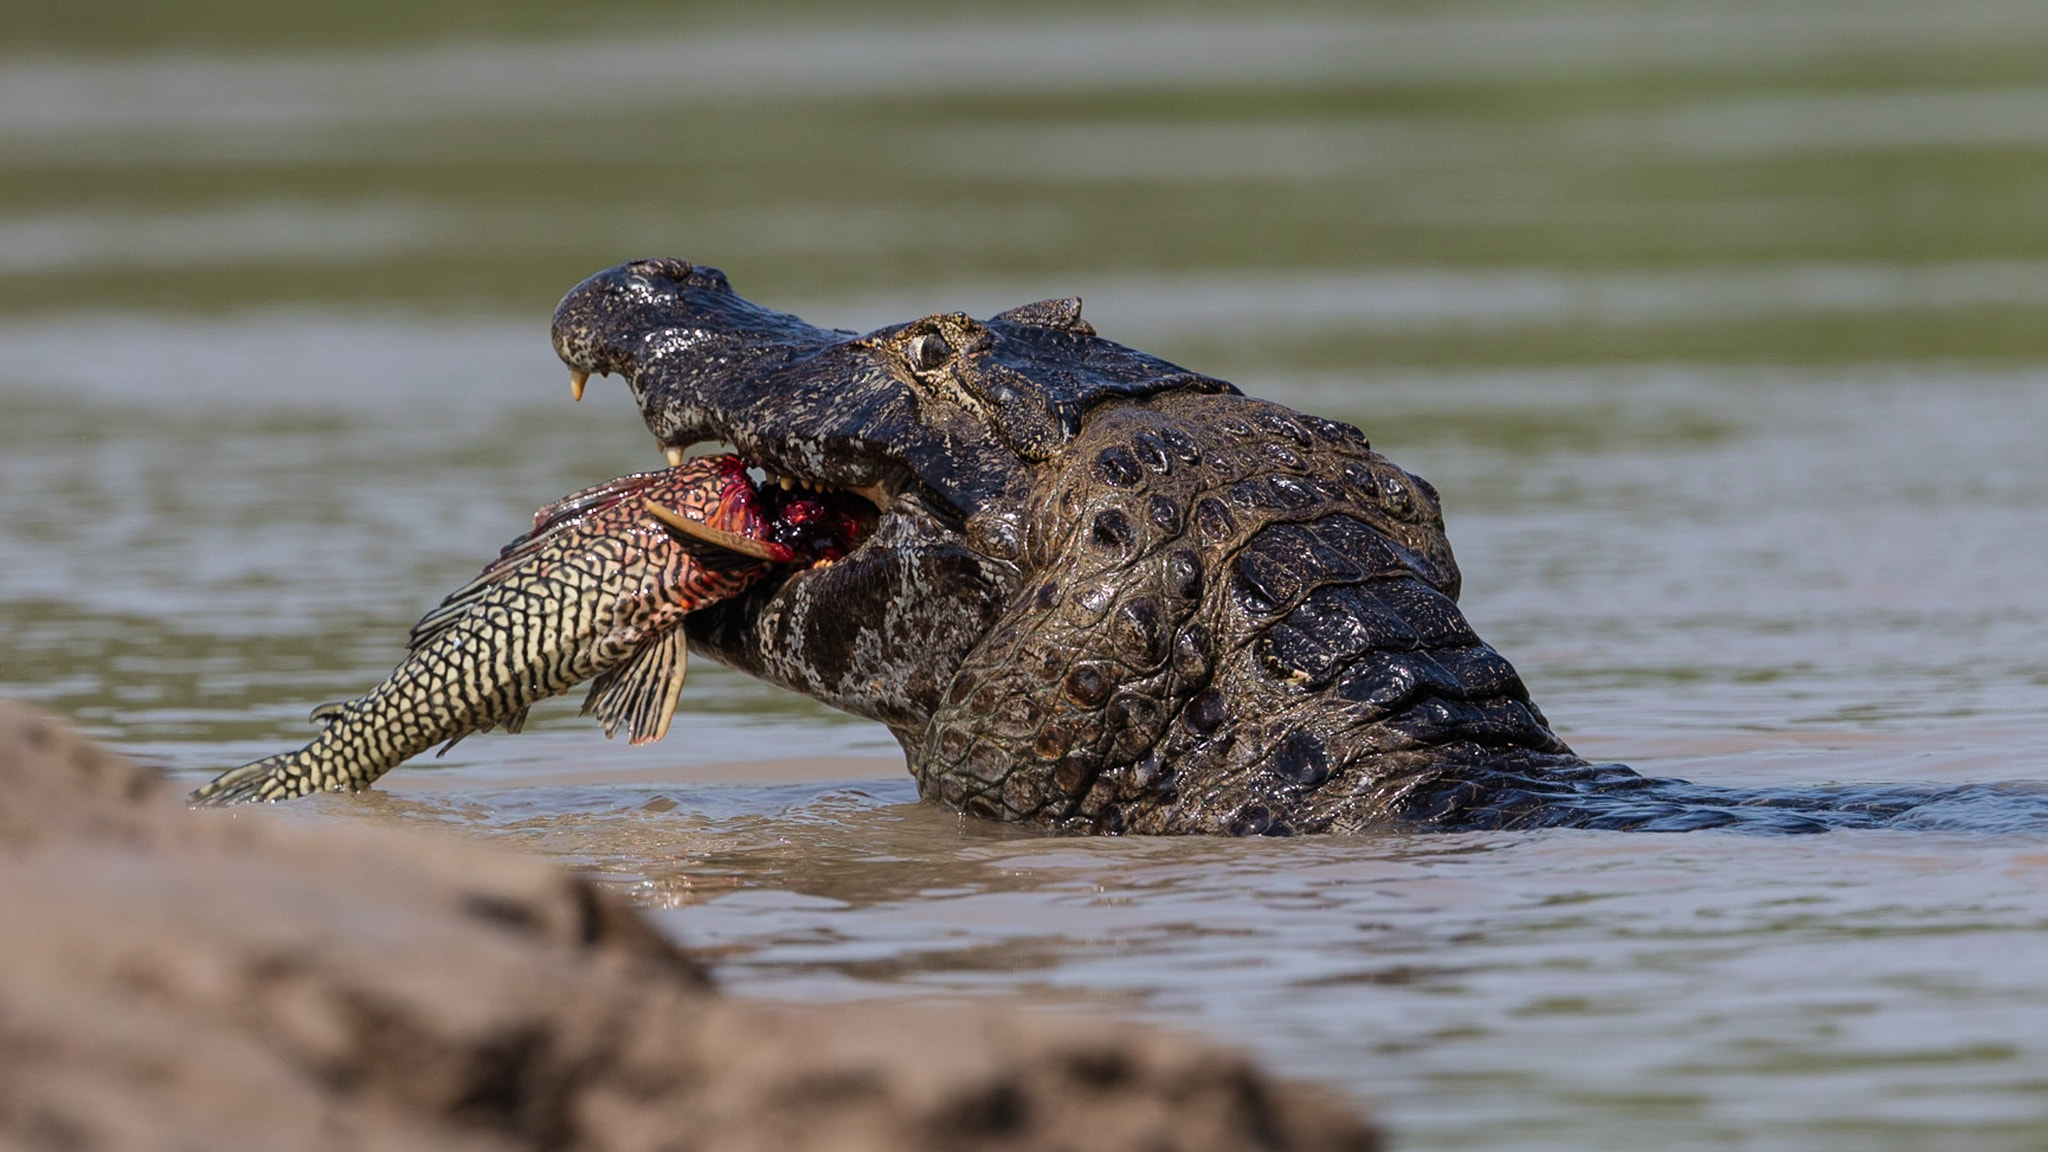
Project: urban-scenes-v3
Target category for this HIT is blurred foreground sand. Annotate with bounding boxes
[0,699,1375,1152]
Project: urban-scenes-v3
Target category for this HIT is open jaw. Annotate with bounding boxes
[635,449,892,723]
[586,405,988,745]
[644,452,879,569]
[544,256,1144,743]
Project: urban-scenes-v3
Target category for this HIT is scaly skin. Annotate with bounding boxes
[190,458,777,805]
[908,388,1572,834]
[544,258,2048,834]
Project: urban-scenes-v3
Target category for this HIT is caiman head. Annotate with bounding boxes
[553,258,1581,835]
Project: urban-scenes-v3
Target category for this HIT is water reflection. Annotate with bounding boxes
[336,775,2048,1148]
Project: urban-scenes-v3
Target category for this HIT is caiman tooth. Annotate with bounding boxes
[570,369,590,402]
[642,499,788,561]
[664,445,685,468]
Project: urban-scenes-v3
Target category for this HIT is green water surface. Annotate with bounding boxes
[5,3,2048,1148]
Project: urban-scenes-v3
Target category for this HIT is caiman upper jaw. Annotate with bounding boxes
[552,257,926,505]
[551,257,834,380]
[552,257,1238,523]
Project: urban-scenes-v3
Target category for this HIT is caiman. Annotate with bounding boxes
[198,258,2046,833]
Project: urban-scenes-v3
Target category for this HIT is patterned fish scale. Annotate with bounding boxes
[190,456,775,805]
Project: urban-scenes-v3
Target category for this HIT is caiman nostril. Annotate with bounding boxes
[624,257,695,281]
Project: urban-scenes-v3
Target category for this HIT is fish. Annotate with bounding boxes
[189,454,860,806]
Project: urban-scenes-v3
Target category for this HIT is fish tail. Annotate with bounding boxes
[188,734,383,807]
[189,751,313,807]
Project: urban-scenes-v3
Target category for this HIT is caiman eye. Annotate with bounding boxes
[906,333,952,371]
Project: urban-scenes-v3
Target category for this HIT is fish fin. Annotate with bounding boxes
[308,700,348,727]
[431,704,526,758]
[403,478,663,654]
[406,469,691,654]
[404,541,550,650]
[405,579,494,653]
[461,471,666,592]
[190,753,303,806]
[581,628,689,745]
[526,471,666,534]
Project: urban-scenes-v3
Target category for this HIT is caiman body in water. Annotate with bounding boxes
[535,259,2048,834]
[205,258,2046,833]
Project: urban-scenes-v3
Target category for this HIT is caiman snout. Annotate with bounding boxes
[550,257,842,403]
[550,257,701,381]
[552,260,697,400]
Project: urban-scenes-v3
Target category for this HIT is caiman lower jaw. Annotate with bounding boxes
[650,440,886,571]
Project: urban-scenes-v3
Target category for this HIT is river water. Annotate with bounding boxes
[5,4,2048,1148]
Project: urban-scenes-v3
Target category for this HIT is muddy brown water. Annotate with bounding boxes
[5,4,2048,1148]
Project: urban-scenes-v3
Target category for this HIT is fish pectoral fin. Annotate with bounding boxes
[409,474,666,656]
[581,627,689,745]
[406,582,493,653]
[433,705,527,757]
